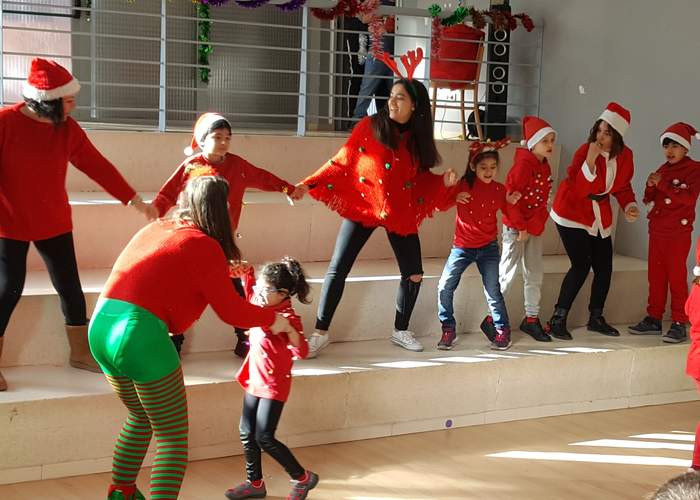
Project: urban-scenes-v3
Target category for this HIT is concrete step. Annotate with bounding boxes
[4,255,648,368]
[0,332,694,485]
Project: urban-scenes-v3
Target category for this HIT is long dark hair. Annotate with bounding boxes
[24,97,64,126]
[463,150,500,188]
[178,176,240,262]
[371,78,441,171]
[260,257,311,304]
[588,119,625,159]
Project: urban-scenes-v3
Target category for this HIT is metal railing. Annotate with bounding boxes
[0,0,543,139]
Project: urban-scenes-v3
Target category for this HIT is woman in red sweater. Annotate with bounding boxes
[295,48,456,356]
[89,175,292,500]
[0,58,153,391]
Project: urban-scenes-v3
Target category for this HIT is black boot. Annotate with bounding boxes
[234,329,250,358]
[546,307,573,340]
[587,309,620,337]
[519,317,552,342]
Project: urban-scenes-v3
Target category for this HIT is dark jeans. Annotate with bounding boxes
[352,34,395,120]
[0,233,86,336]
[240,393,305,482]
[555,224,613,312]
[315,218,423,331]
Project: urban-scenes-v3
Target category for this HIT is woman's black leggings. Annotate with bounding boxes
[0,232,87,336]
[315,218,423,331]
[239,393,305,482]
[555,224,613,312]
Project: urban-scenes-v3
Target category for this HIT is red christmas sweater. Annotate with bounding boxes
[102,219,275,334]
[643,156,700,236]
[301,117,445,236]
[686,283,700,380]
[0,103,136,241]
[152,153,295,230]
[551,143,636,238]
[437,178,513,249]
[502,147,552,236]
[236,298,308,402]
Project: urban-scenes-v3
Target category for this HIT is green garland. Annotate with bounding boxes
[196,3,213,83]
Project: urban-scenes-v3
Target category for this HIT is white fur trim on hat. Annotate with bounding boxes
[599,109,629,137]
[694,265,700,277]
[660,132,691,150]
[22,78,80,101]
[527,126,556,151]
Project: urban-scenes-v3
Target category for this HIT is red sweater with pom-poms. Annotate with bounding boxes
[301,117,445,236]
[502,147,552,236]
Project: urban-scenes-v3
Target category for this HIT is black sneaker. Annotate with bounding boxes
[546,309,573,341]
[628,316,662,335]
[491,327,512,351]
[519,317,552,342]
[662,322,688,344]
[587,315,620,337]
[480,315,497,343]
[437,325,458,350]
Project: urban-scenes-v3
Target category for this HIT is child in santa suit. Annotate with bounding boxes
[499,116,556,342]
[684,239,700,472]
[152,113,304,358]
[0,58,153,391]
[547,102,639,339]
[629,123,700,343]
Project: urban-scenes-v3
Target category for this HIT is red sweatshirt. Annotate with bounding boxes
[686,283,700,380]
[438,178,511,249]
[236,298,308,402]
[152,153,295,230]
[643,156,700,236]
[0,103,136,241]
[102,219,275,334]
[502,148,552,236]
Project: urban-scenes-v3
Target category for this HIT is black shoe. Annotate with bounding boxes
[519,317,552,342]
[546,308,573,340]
[170,333,185,357]
[587,313,620,337]
[234,330,250,358]
[480,315,497,343]
[628,316,662,335]
[662,322,688,344]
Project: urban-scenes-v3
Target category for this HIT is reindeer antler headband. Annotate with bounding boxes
[375,47,424,80]
[469,137,512,163]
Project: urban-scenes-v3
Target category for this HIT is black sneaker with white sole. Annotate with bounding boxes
[628,316,662,335]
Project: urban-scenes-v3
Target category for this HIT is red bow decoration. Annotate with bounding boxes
[375,47,424,80]
[468,137,511,162]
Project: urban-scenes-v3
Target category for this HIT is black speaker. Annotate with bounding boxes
[484,2,511,140]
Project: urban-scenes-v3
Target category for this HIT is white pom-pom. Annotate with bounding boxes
[520,139,527,146]
[695,132,700,140]
[184,146,194,156]
[694,265,700,277]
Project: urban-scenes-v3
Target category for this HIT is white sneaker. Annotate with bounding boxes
[307,332,330,359]
[391,330,424,352]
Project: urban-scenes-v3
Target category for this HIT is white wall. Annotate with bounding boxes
[511,0,700,265]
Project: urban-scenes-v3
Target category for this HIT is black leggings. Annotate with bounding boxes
[555,224,613,312]
[315,218,424,331]
[240,393,305,482]
[0,233,86,336]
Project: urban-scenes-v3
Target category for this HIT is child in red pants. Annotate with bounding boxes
[629,123,700,343]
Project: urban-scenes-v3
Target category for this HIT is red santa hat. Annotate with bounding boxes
[22,58,81,101]
[660,122,700,151]
[599,102,631,137]
[184,112,230,156]
[520,116,556,150]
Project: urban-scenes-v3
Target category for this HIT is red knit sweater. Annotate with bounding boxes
[152,153,295,230]
[0,103,136,241]
[502,148,552,236]
[643,156,700,236]
[236,298,307,402]
[302,117,445,235]
[102,219,275,334]
[438,178,512,249]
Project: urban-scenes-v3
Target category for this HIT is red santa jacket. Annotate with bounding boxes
[643,156,700,236]
[301,116,445,236]
[502,147,552,236]
[551,143,636,238]
[152,153,295,231]
[437,178,513,249]
[686,283,700,380]
[236,298,308,402]
[0,103,136,241]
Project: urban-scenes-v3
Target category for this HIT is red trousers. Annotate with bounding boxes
[647,232,691,323]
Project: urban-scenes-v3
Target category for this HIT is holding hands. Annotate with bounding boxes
[129,195,159,220]
[624,204,639,223]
